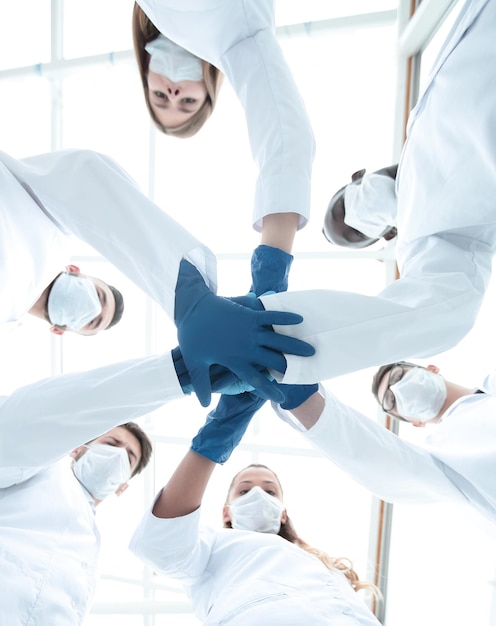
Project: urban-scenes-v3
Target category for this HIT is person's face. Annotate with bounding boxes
[91,426,142,476]
[376,363,442,426]
[71,426,142,498]
[50,265,116,336]
[147,70,207,129]
[222,466,287,525]
[322,187,380,249]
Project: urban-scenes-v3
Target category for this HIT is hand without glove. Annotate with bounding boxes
[250,244,293,296]
[174,260,315,407]
[191,392,267,464]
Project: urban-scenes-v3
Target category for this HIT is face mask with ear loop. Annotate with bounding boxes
[390,367,447,422]
[145,34,204,83]
[73,444,131,501]
[344,173,397,238]
[229,486,285,534]
[47,272,101,330]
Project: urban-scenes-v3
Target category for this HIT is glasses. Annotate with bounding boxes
[381,364,406,413]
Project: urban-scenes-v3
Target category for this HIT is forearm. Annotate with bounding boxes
[1,149,217,318]
[152,450,216,518]
[276,387,467,505]
[261,213,300,254]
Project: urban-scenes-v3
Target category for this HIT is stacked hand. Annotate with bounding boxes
[174,260,314,407]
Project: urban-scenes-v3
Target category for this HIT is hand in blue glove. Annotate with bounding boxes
[172,346,256,395]
[250,244,293,296]
[174,260,315,407]
[191,392,266,464]
[277,383,319,410]
[252,380,319,410]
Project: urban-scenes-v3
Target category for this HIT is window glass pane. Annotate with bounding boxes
[0,0,50,70]
[63,0,135,59]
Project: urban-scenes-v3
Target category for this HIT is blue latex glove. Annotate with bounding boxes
[172,346,256,395]
[191,392,266,464]
[250,244,293,296]
[278,383,319,410]
[174,260,315,407]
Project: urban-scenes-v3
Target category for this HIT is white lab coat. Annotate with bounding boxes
[130,505,380,625]
[0,149,217,321]
[0,354,180,625]
[274,374,496,533]
[0,461,99,626]
[136,0,315,231]
[0,353,183,475]
[260,0,496,384]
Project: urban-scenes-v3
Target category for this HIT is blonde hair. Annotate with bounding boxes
[132,2,224,138]
[225,464,380,597]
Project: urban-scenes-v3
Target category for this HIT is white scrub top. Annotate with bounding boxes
[0,385,118,626]
[130,506,380,625]
[136,0,315,231]
[0,461,99,626]
[0,149,217,321]
[0,161,70,329]
[274,377,496,532]
[260,0,496,383]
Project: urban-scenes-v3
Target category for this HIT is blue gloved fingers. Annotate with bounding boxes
[237,368,285,404]
[250,245,294,296]
[228,293,264,310]
[256,315,315,358]
[188,366,215,408]
[279,383,319,410]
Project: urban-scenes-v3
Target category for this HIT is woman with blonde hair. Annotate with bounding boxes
[132,0,315,296]
[130,393,380,625]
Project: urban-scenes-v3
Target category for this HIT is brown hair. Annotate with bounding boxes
[224,464,379,596]
[132,2,223,138]
[87,422,153,478]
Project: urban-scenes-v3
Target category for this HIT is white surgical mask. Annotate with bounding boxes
[145,34,203,83]
[344,174,397,238]
[47,272,101,330]
[390,368,447,422]
[229,486,285,534]
[73,444,131,501]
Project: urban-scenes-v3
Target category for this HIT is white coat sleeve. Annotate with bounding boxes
[0,149,217,318]
[220,27,315,231]
[0,352,183,482]
[130,504,215,580]
[260,233,491,383]
[273,387,468,505]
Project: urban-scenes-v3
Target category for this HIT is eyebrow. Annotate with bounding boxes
[239,479,277,486]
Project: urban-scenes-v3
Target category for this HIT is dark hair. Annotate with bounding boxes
[132,2,223,138]
[106,284,124,330]
[371,361,416,422]
[120,422,153,478]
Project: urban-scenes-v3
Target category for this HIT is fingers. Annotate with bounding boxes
[261,310,304,326]
[189,367,213,407]
[261,328,316,357]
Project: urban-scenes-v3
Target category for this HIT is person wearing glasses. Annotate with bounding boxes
[270,362,496,533]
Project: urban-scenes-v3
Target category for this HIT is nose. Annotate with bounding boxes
[166,83,181,101]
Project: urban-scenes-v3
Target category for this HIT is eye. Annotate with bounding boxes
[239,489,249,496]
[265,490,276,496]
[153,90,168,100]
[181,97,196,105]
